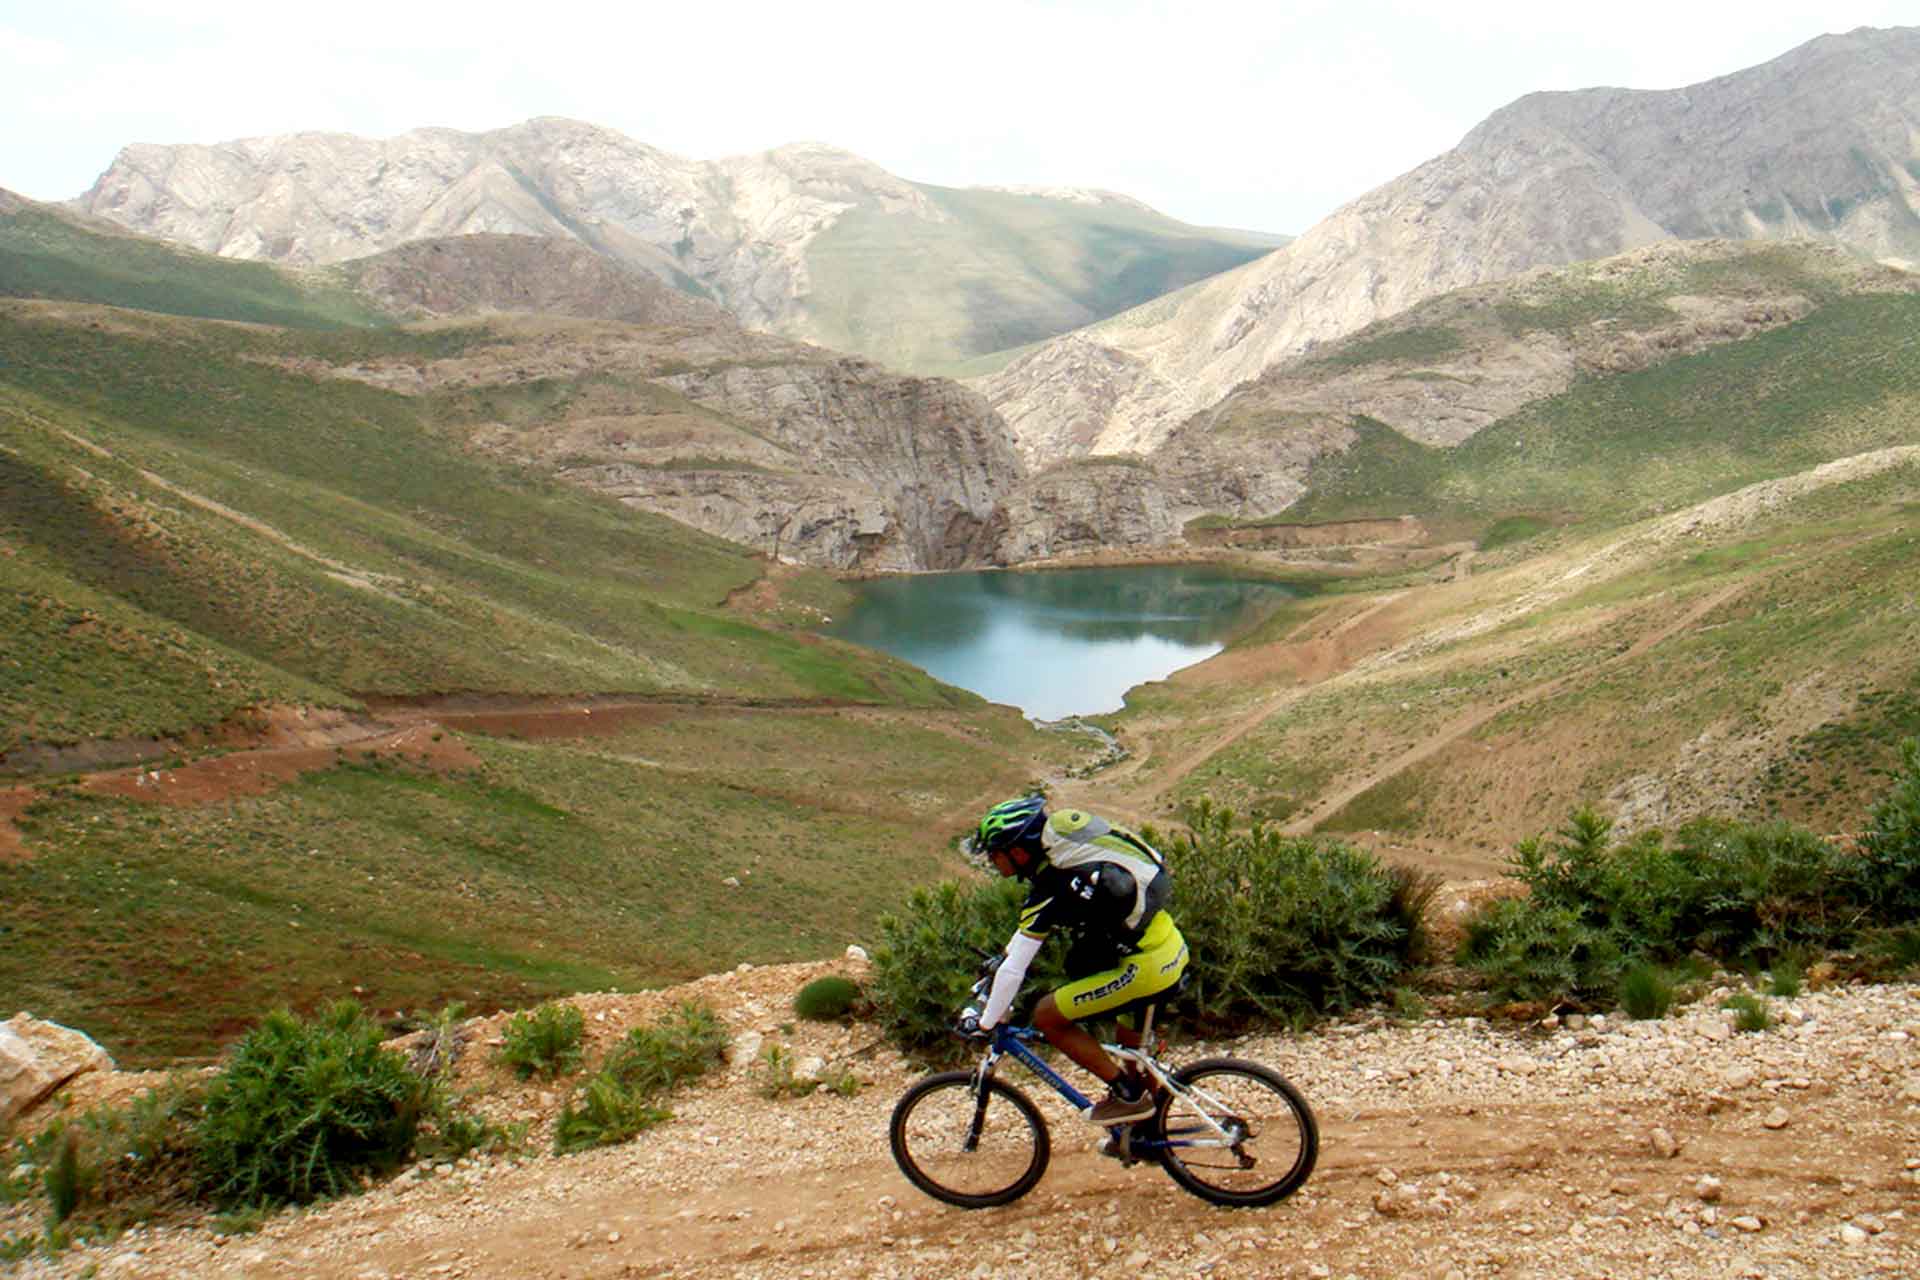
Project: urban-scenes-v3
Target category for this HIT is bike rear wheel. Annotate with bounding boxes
[1153,1057,1317,1206]
[889,1071,1051,1208]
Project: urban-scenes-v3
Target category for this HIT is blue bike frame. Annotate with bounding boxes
[974,1023,1234,1156]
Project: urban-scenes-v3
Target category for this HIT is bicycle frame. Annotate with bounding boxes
[970,1024,1246,1154]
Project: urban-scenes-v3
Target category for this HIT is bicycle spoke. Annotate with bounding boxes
[889,1073,1050,1208]
[1153,1059,1317,1206]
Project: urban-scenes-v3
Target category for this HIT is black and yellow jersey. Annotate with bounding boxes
[1016,809,1170,949]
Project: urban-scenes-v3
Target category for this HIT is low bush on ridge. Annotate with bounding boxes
[496,1002,586,1080]
[867,800,1416,1055]
[553,1000,729,1154]
[196,1001,434,1207]
[1458,738,1920,1003]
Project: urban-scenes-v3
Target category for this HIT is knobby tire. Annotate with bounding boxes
[1153,1057,1318,1206]
[889,1071,1051,1209]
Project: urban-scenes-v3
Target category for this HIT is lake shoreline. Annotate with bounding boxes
[830,541,1457,583]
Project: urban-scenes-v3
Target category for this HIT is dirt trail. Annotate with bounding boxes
[16,967,1915,1280]
[1278,580,1752,836]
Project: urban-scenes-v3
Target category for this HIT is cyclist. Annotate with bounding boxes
[959,795,1189,1125]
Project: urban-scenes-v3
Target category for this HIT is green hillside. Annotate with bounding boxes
[1167,456,1920,845]
[805,185,1283,375]
[0,305,975,752]
[0,197,384,329]
[0,298,1070,1061]
[1282,274,1920,537]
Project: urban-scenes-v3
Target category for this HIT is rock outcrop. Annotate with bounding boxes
[1,1014,114,1126]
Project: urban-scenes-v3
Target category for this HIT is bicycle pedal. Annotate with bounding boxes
[1097,1125,1149,1165]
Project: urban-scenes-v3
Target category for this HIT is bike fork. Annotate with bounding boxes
[963,1052,1003,1153]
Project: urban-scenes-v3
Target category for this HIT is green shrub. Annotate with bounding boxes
[553,1077,671,1155]
[552,1001,728,1155]
[755,1045,818,1100]
[196,1002,432,1208]
[868,876,1068,1057]
[793,976,862,1021]
[1457,897,1620,1003]
[1162,801,1409,1026]
[1618,962,1676,1021]
[600,1002,729,1096]
[1852,738,1920,922]
[497,1003,586,1081]
[1462,808,1857,1004]
[1722,992,1772,1033]
[1678,821,1847,958]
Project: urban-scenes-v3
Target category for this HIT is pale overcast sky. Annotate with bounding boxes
[3,2,1913,235]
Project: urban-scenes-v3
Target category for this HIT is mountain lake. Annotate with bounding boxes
[821,564,1308,720]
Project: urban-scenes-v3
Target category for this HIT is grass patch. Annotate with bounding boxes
[1313,323,1464,369]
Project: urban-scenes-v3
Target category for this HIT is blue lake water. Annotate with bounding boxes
[821,565,1304,720]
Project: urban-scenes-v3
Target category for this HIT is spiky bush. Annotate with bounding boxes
[1160,801,1409,1026]
[1618,962,1677,1021]
[1458,897,1619,1003]
[600,1002,729,1097]
[553,1002,728,1154]
[195,1002,431,1207]
[553,1077,671,1155]
[497,1002,585,1081]
[1852,738,1920,922]
[867,876,1070,1057]
[1458,795,1891,1005]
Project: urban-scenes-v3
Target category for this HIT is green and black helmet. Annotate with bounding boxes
[968,795,1048,862]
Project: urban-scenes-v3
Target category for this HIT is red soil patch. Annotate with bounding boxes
[0,720,484,861]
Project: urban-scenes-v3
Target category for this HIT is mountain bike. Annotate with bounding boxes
[888,968,1317,1208]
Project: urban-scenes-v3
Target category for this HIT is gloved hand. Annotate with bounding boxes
[955,1011,990,1041]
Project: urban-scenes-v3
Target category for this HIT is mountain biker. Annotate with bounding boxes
[959,795,1189,1125]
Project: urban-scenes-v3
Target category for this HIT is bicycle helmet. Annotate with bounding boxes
[968,795,1048,862]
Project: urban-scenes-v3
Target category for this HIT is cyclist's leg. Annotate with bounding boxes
[1038,915,1188,1085]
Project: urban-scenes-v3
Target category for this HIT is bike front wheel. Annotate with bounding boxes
[1153,1057,1318,1207]
[889,1071,1051,1208]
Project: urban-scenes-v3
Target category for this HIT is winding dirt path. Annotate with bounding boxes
[1279,580,1751,836]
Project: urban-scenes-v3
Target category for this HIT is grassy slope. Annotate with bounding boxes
[0,202,384,329]
[2,705,1049,1063]
[0,295,1072,1062]
[1284,290,1920,535]
[804,186,1280,375]
[1161,461,1920,847]
[0,305,976,749]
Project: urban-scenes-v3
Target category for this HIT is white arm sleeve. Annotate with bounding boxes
[979,932,1044,1029]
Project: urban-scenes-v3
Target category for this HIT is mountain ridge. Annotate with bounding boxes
[980,24,1920,465]
[69,118,1283,376]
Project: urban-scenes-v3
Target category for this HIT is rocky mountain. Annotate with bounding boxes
[297,236,1020,572]
[981,25,1920,467]
[69,120,1282,375]
[330,233,734,329]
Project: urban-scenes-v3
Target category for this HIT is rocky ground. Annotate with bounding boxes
[5,954,1916,1280]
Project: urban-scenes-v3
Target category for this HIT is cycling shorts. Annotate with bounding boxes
[1051,910,1187,1028]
